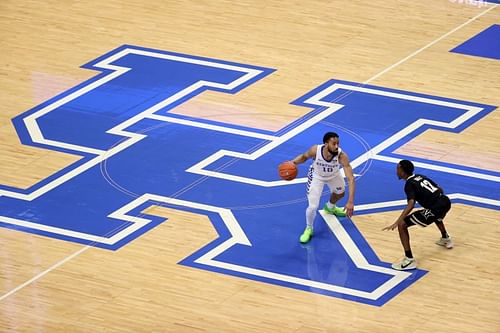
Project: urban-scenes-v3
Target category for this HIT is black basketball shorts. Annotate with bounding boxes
[404,195,451,227]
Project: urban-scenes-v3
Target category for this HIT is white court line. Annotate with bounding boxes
[195,210,411,300]
[2,3,497,301]
[185,82,490,184]
[365,3,498,84]
[373,155,500,182]
[2,48,263,201]
[0,246,90,301]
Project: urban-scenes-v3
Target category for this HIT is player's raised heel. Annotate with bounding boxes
[436,237,454,249]
[299,226,313,244]
[323,204,346,217]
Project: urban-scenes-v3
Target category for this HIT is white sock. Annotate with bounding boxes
[326,201,335,209]
[306,206,316,228]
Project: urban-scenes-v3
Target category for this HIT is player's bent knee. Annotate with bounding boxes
[403,216,415,228]
[333,191,345,198]
[307,205,319,212]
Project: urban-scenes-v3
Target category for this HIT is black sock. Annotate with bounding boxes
[441,231,449,238]
[405,250,413,259]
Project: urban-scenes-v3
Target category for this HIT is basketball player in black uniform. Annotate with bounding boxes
[383,160,453,270]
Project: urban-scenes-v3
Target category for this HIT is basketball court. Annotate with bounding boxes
[1,1,499,332]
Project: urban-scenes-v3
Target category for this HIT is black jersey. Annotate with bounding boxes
[404,174,443,209]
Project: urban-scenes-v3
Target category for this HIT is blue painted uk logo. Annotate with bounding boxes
[2,45,499,306]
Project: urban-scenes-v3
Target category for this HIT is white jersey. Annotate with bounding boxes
[309,145,342,180]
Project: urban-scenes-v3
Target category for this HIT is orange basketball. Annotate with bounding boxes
[278,161,298,181]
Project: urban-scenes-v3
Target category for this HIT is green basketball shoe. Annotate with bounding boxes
[323,203,346,217]
[299,226,313,244]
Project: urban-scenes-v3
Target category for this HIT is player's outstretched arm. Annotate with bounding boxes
[383,199,415,231]
[340,151,355,217]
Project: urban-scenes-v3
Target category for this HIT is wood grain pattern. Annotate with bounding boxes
[1,1,499,332]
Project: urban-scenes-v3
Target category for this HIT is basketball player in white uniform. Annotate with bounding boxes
[291,132,355,243]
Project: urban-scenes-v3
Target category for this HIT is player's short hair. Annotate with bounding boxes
[399,160,414,175]
[323,132,339,143]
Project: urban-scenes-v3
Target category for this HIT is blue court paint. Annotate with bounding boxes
[2,45,499,306]
[450,24,500,60]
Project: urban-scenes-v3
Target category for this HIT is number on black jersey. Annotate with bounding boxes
[420,179,438,193]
